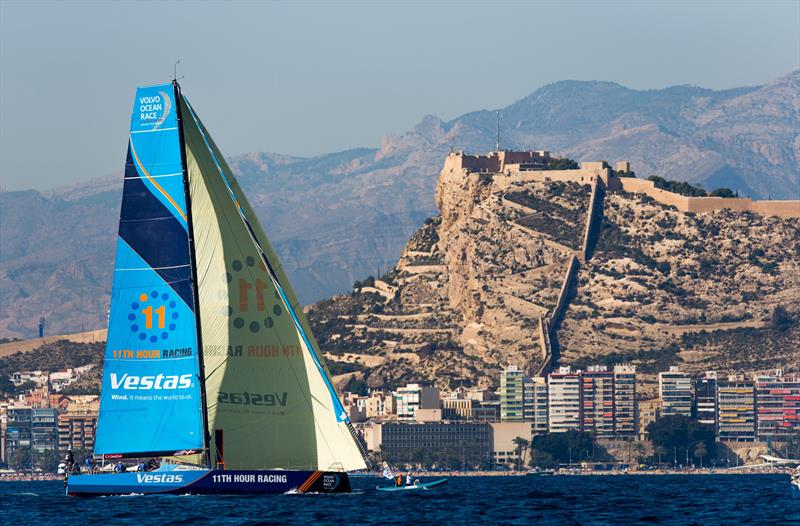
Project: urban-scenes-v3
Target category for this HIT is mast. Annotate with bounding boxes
[173,80,213,468]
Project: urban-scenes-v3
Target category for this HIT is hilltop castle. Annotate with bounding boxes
[444,150,800,218]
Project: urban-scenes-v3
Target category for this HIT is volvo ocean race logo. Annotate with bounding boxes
[138,90,171,129]
[110,373,193,390]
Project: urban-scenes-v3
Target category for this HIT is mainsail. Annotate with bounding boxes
[96,81,366,471]
[95,84,206,457]
[180,91,366,472]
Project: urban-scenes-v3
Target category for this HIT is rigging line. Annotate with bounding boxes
[130,126,178,134]
[182,115,347,464]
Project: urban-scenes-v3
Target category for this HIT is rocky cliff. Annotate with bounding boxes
[308,156,800,390]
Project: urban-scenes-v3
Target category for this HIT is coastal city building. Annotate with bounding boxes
[613,365,637,438]
[396,384,440,421]
[500,365,526,422]
[3,358,797,472]
[580,366,615,438]
[442,393,475,420]
[548,367,581,433]
[4,406,33,463]
[694,372,718,426]
[659,367,693,417]
[490,422,532,467]
[754,370,800,438]
[526,376,549,435]
[379,421,492,463]
[57,402,98,453]
[717,376,756,442]
[499,366,547,433]
[31,408,58,452]
[638,399,660,440]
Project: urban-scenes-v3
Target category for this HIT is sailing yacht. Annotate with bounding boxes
[66,81,367,496]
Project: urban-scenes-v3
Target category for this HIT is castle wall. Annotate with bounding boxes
[742,200,799,218]
[582,177,604,262]
[493,164,610,191]
[443,151,550,174]
[619,178,800,218]
[445,152,800,219]
[619,178,691,209]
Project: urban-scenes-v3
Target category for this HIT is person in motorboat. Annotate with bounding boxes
[395,474,404,487]
[405,474,414,486]
[64,449,74,473]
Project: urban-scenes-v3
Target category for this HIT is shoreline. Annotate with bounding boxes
[362,468,789,477]
[1,468,788,482]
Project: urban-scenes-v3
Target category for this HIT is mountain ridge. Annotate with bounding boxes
[2,71,798,337]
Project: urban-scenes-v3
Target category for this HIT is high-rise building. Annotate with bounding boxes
[4,406,32,463]
[580,366,615,438]
[694,372,718,426]
[58,410,98,453]
[613,364,637,438]
[31,408,58,452]
[396,384,439,421]
[659,367,692,417]
[499,366,547,432]
[717,377,756,442]
[500,365,526,422]
[754,370,800,438]
[548,367,581,432]
[525,376,549,436]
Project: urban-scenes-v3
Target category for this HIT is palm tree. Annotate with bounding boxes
[512,437,530,471]
[632,442,646,465]
[653,445,667,468]
[694,442,707,469]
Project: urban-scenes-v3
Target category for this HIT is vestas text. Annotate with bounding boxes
[110,373,193,390]
[136,473,184,484]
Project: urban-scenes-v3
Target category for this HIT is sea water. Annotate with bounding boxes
[0,474,797,525]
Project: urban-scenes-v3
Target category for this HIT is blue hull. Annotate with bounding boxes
[67,469,351,496]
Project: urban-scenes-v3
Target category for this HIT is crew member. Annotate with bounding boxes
[65,449,75,472]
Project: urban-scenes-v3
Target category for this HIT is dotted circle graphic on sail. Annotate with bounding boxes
[129,290,178,343]
[226,257,283,332]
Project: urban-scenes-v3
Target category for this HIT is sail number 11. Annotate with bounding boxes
[141,305,166,329]
[238,278,268,312]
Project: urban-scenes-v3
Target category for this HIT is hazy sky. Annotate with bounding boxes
[1,0,798,191]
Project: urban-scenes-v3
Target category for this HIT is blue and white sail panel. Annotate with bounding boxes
[95,84,204,457]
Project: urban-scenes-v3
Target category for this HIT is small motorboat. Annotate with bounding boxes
[376,478,448,492]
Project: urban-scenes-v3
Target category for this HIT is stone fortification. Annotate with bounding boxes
[618,178,800,218]
[446,151,800,218]
[307,150,800,389]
